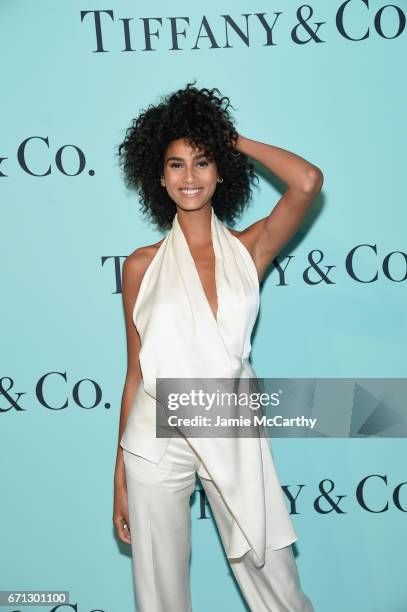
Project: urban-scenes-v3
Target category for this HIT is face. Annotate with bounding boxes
[160,138,220,211]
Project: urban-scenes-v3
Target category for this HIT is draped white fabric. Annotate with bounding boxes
[120,206,297,567]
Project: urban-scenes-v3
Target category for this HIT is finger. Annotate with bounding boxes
[113,515,131,543]
[120,518,132,543]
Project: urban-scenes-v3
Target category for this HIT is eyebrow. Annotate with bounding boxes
[165,152,208,163]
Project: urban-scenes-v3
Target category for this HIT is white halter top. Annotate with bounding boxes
[120,206,297,567]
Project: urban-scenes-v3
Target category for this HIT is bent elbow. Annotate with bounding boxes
[301,167,324,194]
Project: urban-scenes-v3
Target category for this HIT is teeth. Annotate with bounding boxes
[181,188,201,194]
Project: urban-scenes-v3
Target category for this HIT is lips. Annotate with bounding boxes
[179,188,203,197]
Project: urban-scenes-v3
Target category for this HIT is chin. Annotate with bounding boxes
[176,199,210,212]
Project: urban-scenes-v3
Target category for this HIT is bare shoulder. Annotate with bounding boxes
[123,238,165,290]
[225,220,268,285]
[226,226,240,238]
[225,223,261,259]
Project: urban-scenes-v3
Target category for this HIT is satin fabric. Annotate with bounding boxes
[123,435,315,612]
[120,206,298,567]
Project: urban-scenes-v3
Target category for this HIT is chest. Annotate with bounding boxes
[189,243,218,322]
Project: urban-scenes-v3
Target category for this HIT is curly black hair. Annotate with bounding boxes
[116,81,259,231]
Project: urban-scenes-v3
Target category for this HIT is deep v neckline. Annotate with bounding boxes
[174,207,219,325]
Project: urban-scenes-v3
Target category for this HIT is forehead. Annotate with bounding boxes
[164,138,205,159]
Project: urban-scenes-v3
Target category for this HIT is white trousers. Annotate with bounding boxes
[123,435,315,612]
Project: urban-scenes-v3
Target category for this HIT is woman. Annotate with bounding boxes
[114,82,322,611]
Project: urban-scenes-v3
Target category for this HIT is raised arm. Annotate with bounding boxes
[234,134,324,283]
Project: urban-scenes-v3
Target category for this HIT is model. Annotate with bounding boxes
[113,81,322,611]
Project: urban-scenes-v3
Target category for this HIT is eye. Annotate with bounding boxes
[168,160,210,168]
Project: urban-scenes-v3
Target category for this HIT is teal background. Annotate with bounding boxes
[1,1,406,611]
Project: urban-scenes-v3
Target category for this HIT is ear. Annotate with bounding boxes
[160,175,165,187]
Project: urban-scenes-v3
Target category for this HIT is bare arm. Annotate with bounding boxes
[113,248,152,544]
[235,134,324,282]
[114,254,144,489]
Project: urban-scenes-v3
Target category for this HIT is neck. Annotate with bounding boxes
[176,204,213,247]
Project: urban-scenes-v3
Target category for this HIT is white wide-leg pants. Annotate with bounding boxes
[123,435,315,612]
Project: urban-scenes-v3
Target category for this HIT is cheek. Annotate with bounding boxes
[165,174,178,189]
[203,169,219,185]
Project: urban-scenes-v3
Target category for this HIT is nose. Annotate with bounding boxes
[182,165,197,183]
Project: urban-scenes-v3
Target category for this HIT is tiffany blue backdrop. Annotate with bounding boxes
[1,1,406,611]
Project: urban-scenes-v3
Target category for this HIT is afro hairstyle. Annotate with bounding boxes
[116,80,259,231]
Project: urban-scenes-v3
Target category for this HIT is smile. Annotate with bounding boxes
[179,188,203,197]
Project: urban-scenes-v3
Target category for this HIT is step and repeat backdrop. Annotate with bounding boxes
[1,1,406,611]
